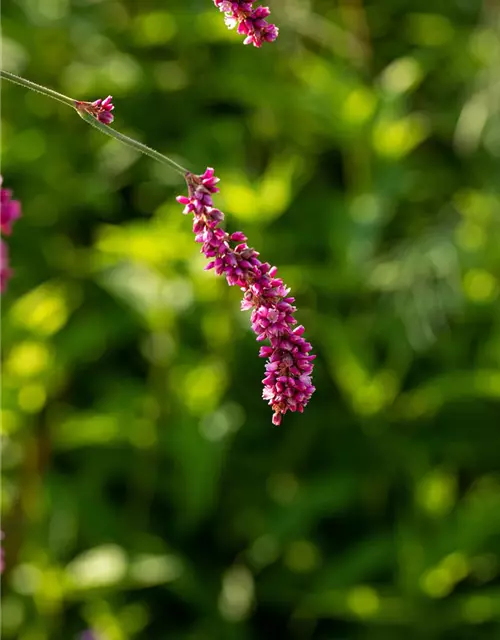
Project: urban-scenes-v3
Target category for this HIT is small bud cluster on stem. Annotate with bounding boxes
[177,168,315,425]
[0,176,22,292]
[213,1,279,47]
[75,95,115,124]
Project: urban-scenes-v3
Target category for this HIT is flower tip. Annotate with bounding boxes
[80,95,115,125]
[214,1,279,47]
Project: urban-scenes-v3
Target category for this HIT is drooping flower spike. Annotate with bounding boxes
[177,168,315,425]
[213,1,279,47]
[1,181,22,235]
[75,95,115,125]
[0,176,22,292]
[0,241,12,293]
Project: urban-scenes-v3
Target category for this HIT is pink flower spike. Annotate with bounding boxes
[213,1,279,47]
[1,179,22,235]
[178,168,315,426]
[0,239,12,293]
[1,176,21,293]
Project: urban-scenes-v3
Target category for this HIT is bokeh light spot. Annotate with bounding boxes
[7,342,51,378]
[18,384,47,413]
[463,269,498,302]
[134,12,177,45]
[462,595,494,623]
[66,545,127,590]
[219,565,254,622]
[285,540,320,573]
[346,586,380,617]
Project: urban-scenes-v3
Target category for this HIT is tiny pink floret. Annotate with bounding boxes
[75,95,115,125]
[177,168,315,425]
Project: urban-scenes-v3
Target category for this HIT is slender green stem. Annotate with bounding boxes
[0,69,76,108]
[77,111,189,177]
[1,69,190,178]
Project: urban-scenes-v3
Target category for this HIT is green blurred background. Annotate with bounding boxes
[2,0,500,638]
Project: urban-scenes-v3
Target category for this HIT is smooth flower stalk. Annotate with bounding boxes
[213,1,279,47]
[1,71,188,177]
[177,168,315,425]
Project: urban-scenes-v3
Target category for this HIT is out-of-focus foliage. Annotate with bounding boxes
[2,0,500,638]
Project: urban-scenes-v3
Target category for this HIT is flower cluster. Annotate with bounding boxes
[0,241,10,292]
[177,168,315,425]
[75,95,114,125]
[1,176,22,292]
[213,1,279,47]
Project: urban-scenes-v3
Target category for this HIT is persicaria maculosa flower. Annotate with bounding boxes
[75,95,114,125]
[0,240,12,293]
[1,181,22,235]
[177,168,315,425]
[213,1,279,47]
[0,176,22,292]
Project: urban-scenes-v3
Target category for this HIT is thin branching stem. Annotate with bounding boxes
[0,69,76,108]
[1,69,189,178]
[76,111,189,177]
